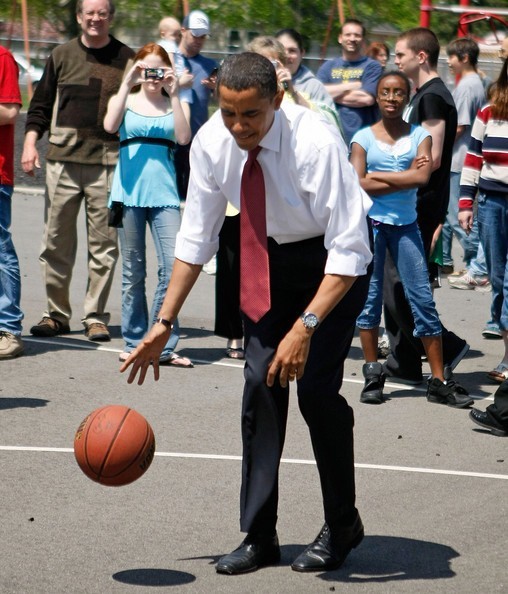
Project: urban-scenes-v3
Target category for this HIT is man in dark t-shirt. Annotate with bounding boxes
[404,77,457,253]
[317,18,382,144]
[382,28,469,384]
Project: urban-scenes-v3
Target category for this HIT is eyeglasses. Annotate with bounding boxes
[82,10,110,20]
[378,89,406,100]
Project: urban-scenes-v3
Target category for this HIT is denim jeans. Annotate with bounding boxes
[118,205,181,357]
[0,185,23,335]
[442,172,487,276]
[477,193,508,331]
[357,221,441,337]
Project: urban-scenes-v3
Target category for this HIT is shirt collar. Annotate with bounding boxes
[257,109,282,154]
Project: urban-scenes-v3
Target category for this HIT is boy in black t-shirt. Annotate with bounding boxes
[403,76,457,254]
[381,28,470,403]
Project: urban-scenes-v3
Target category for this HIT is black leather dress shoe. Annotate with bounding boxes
[291,515,364,572]
[216,534,280,575]
[470,408,508,437]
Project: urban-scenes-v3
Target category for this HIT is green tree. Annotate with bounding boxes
[2,0,506,51]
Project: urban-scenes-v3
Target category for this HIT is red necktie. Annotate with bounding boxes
[240,146,271,322]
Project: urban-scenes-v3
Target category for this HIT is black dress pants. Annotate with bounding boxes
[239,236,369,536]
[488,380,508,427]
[174,143,191,201]
[214,214,243,340]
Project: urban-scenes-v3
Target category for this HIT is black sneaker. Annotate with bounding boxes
[360,362,386,404]
[426,377,473,409]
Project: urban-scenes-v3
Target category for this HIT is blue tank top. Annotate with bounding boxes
[109,108,180,208]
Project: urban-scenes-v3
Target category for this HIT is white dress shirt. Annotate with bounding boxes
[175,103,372,277]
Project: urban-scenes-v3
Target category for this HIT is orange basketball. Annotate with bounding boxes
[74,405,155,487]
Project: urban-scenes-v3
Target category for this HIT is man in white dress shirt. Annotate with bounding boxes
[121,52,372,575]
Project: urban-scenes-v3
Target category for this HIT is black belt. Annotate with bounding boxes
[120,136,176,149]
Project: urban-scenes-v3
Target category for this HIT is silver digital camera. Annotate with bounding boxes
[145,68,164,80]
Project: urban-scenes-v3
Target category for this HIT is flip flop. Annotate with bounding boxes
[161,352,194,368]
[487,363,508,383]
[226,347,245,360]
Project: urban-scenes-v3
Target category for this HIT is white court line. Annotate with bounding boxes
[0,446,506,480]
[23,337,494,398]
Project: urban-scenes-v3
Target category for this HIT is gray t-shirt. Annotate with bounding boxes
[451,72,486,172]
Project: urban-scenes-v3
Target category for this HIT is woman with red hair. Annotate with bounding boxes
[104,42,193,366]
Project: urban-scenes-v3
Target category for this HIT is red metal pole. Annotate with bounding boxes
[420,0,432,28]
[458,0,470,37]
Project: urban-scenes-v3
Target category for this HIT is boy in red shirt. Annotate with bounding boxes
[0,46,23,358]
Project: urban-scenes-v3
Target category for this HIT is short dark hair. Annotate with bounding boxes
[446,38,479,67]
[216,52,278,100]
[275,28,304,53]
[398,27,440,68]
[377,69,411,96]
[339,18,366,37]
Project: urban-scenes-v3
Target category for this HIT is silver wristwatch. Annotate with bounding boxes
[300,312,320,330]
[156,317,173,330]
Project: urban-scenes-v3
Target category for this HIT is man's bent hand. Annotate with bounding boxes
[267,323,312,388]
[120,324,170,385]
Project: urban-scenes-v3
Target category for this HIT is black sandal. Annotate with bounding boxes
[226,347,245,360]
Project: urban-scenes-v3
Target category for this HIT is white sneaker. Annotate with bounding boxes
[0,331,24,359]
[377,338,390,359]
[448,272,491,292]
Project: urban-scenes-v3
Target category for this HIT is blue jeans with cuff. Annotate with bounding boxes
[0,185,23,335]
[119,205,181,358]
[357,220,441,338]
[477,192,508,331]
[442,172,487,276]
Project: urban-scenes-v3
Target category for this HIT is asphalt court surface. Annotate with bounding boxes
[0,187,506,593]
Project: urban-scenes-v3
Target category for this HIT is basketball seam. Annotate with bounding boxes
[104,425,152,480]
[81,406,108,480]
[97,407,131,481]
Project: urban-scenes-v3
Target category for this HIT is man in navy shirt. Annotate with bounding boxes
[317,18,382,143]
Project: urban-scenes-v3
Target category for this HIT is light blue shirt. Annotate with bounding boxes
[351,125,430,225]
